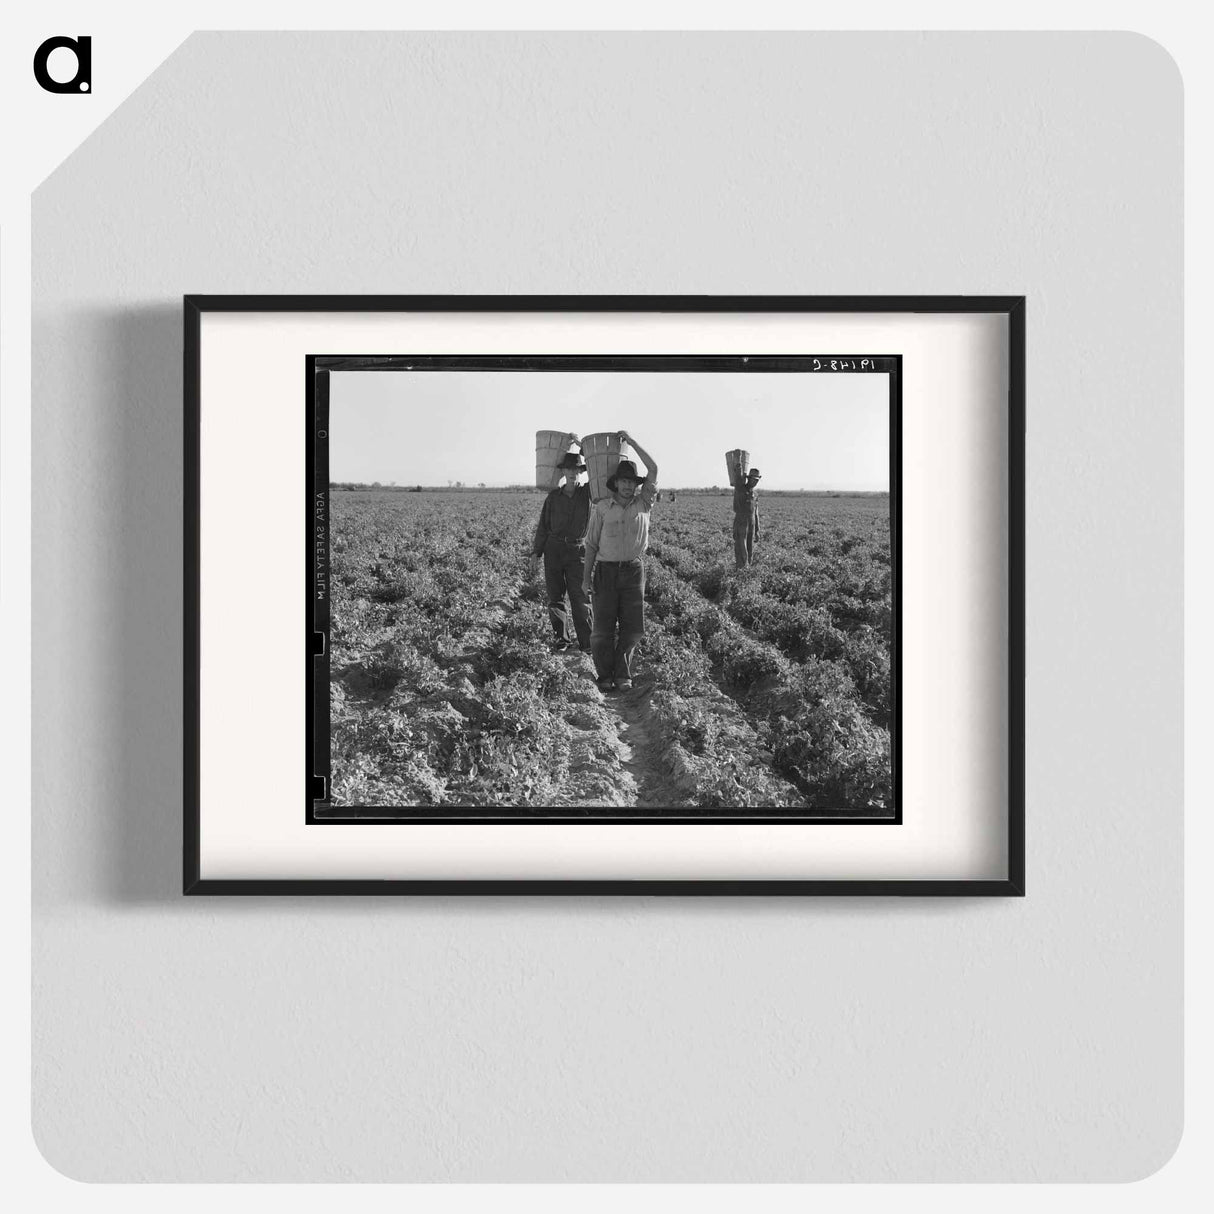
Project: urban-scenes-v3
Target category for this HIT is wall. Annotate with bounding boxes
[31,32,1182,1181]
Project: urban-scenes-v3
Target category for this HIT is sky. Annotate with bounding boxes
[329,369,890,491]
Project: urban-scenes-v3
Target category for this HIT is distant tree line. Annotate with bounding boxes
[330,482,540,493]
[329,482,889,496]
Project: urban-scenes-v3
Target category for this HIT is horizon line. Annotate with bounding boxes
[329,482,890,493]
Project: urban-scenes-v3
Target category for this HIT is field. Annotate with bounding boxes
[323,489,894,816]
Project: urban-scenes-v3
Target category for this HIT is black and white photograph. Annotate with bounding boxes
[311,355,899,822]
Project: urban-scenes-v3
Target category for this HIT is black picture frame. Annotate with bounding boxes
[184,295,1025,896]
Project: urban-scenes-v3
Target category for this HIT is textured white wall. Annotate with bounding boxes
[31,32,1181,1181]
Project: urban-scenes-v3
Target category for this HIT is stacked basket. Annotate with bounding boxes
[581,432,625,502]
[535,431,580,490]
[726,449,751,487]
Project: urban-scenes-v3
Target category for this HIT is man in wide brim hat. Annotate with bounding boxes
[605,458,647,493]
[530,447,593,653]
[582,435,660,693]
[732,466,762,569]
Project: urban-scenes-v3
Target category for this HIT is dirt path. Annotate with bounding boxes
[466,570,685,810]
[609,684,686,809]
[549,654,685,811]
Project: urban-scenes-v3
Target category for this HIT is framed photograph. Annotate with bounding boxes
[185,296,1024,894]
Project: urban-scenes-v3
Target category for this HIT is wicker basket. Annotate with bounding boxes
[725,449,750,488]
[535,430,579,490]
[581,432,625,502]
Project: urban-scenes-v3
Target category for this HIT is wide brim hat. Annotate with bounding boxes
[559,451,587,471]
[745,468,762,480]
[606,458,647,491]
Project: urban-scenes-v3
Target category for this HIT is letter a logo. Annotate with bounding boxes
[34,35,92,94]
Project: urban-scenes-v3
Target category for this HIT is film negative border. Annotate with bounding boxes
[308,353,901,826]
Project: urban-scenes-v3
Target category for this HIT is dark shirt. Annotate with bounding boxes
[532,484,592,555]
[733,484,759,517]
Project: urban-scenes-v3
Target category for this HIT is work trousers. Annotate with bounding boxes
[733,513,757,568]
[589,560,645,682]
[543,541,592,649]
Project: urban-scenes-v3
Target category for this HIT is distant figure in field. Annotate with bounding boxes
[530,450,592,654]
[582,431,659,693]
[732,467,761,568]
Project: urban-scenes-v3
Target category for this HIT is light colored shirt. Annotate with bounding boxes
[584,479,658,565]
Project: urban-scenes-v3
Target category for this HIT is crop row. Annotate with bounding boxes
[330,492,809,810]
[642,558,892,812]
[329,495,592,808]
[328,490,892,813]
[648,541,892,729]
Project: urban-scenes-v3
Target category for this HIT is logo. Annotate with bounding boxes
[33,35,91,94]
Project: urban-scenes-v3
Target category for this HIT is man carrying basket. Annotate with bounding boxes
[530,449,593,653]
[732,467,762,568]
[581,431,659,693]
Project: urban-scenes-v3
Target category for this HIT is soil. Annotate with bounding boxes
[549,651,688,810]
[456,578,690,810]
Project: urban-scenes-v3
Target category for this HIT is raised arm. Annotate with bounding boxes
[619,431,658,484]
